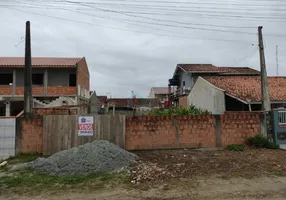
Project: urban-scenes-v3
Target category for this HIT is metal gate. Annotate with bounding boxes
[0,118,16,161]
[272,109,286,144]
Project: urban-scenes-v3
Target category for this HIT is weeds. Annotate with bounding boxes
[149,105,211,116]
[226,144,245,152]
[0,169,130,194]
[247,134,280,149]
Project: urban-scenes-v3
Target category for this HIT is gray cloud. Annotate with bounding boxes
[0,0,285,97]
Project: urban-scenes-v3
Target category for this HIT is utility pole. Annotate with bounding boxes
[276,45,279,76]
[258,26,271,137]
[24,21,33,119]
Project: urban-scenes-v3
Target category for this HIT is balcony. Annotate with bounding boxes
[169,87,191,100]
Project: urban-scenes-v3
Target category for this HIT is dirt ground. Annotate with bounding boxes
[2,148,286,200]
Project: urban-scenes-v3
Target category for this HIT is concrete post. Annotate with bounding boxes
[5,102,10,117]
[44,69,48,95]
[12,70,16,95]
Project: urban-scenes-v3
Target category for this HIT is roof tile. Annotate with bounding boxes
[0,57,83,68]
[203,76,286,102]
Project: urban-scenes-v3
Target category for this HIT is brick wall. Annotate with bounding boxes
[126,112,262,150]
[18,118,43,153]
[179,96,188,109]
[76,57,90,90]
[13,86,76,96]
[47,86,77,96]
[220,112,261,146]
[0,86,12,95]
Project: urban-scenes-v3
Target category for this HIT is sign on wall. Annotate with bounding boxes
[78,116,94,136]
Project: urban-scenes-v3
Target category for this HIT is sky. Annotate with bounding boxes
[0,0,286,98]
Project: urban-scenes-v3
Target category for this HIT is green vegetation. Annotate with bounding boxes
[247,134,280,149]
[6,154,42,165]
[0,169,130,194]
[149,105,211,116]
[226,144,245,152]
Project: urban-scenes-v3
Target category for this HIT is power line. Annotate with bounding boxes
[4,7,256,44]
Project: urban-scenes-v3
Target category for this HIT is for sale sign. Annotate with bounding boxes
[78,116,94,136]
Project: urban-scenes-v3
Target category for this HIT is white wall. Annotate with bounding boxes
[187,77,225,114]
[148,89,155,98]
[180,71,193,89]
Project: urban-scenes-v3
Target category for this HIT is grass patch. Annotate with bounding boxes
[226,144,245,152]
[6,154,43,164]
[0,169,130,194]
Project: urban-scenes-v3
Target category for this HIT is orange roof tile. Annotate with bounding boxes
[177,64,259,74]
[0,57,83,68]
[203,76,286,102]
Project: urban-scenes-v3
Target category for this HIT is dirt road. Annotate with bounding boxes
[2,176,286,200]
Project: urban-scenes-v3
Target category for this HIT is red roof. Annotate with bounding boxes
[177,64,259,74]
[203,76,286,102]
[0,57,83,68]
[151,87,174,95]
[179,64,219,72]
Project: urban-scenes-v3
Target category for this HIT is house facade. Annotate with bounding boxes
[148,87,174,104]
[0,57,90,116]
[188,76,286,114]
[168,64,260,106]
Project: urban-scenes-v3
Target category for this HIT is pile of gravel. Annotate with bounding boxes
[28,140,138,176]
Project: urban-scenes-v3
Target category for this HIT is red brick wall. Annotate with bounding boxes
[19,118,43,153]
[179,96,188,109]
[16,86,44,95]
[126,112,261,150]
[47,86,77,96]
[13,86,76,96]
[126,115,216,150]
[77,57,90,90]
[220,112,261,146]
[0,86,12,95]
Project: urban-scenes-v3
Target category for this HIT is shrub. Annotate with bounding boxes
[226,144,245,152]
[148,105,211,116]
[247,134,280,149]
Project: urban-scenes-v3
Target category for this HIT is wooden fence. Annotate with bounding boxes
[43,115,125,155]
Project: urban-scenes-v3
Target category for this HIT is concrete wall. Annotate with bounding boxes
[187,77,225,114]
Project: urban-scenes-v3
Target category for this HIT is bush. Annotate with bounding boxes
[148,105,211,116]
[247,134,280,149]
[226,144,245,152]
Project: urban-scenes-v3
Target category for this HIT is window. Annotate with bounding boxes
[69,74,76,86]
[183,81,185,86]
[32,74,44,86]
[0,74,13,85]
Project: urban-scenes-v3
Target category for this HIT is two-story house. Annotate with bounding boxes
[148,87,175,103]
[0,57,90,116]
[168,64,260,106]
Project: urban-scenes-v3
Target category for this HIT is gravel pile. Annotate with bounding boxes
[28,140,138,176]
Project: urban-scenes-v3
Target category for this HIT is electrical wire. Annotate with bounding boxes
[3,7,257,44]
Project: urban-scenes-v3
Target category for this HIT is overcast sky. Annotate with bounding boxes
[0,0,285,97]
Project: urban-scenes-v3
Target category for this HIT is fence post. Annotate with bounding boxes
[215,115,221,147]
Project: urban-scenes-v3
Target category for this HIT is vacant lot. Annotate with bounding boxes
[1,148,286,200]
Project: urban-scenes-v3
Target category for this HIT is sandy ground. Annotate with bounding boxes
[2,176,286,200]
